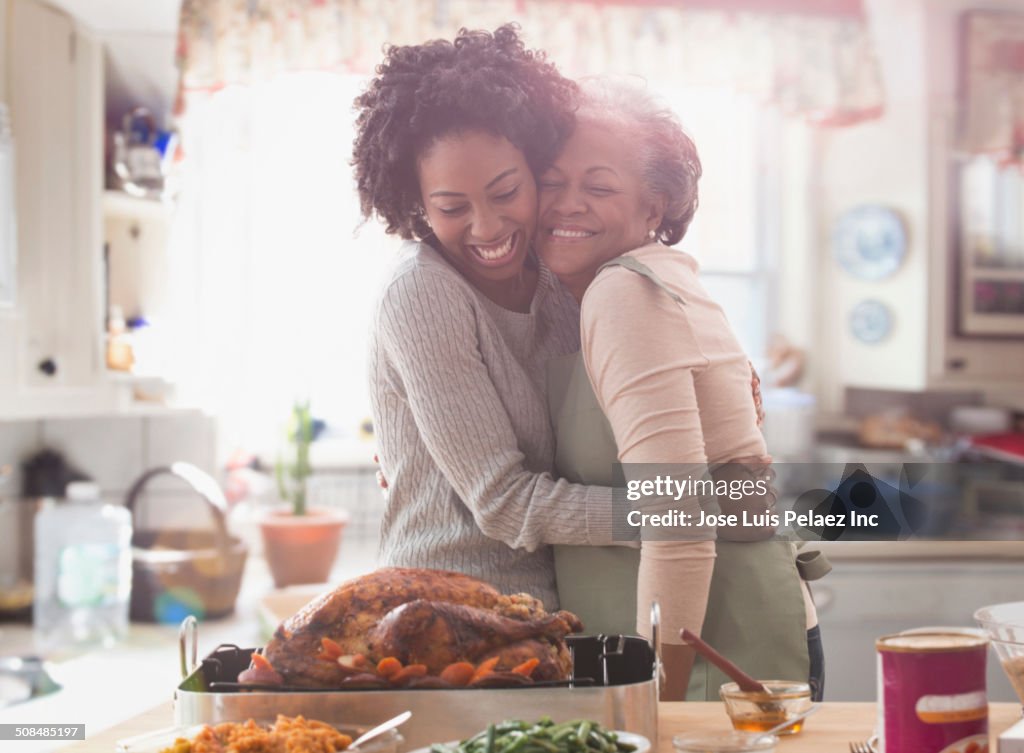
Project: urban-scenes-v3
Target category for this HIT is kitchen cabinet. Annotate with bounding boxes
[103,190,173,356]
[0,0,113,418]
[815,557,1023,701]
[813,0,1024,410]
[925,33,1024,389]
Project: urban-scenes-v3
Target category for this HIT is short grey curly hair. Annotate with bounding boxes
[576,76,702,246]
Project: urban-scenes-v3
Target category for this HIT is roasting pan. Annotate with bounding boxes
[174,610,661,750]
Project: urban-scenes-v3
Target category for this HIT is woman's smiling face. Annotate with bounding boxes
[536,121,662,296]
[417,130,537,290]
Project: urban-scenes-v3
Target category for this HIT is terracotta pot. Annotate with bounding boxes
[259,507,348,588]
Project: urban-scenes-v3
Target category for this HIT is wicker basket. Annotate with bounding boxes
[125,463,247,623]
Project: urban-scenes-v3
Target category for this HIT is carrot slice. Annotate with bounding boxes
[251,652,274,671]
[439,661,475,687]
[390,664,428,684]
[510,658,540,677]
[471,656,500,682]
[376,657,403,679]
[320,637,343,660]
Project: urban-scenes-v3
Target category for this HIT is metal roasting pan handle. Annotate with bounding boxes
[650,601,665,689]
[179,615,198,680]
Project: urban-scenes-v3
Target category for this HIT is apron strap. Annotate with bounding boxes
[795,549,833,581]
[599,255,687,307]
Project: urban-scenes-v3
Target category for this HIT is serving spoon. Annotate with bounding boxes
[680,629,766,692]
[349,710,412,750]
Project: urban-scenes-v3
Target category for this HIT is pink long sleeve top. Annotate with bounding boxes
[580,244,815,643]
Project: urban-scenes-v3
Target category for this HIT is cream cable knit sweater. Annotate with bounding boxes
[369,242,615,609]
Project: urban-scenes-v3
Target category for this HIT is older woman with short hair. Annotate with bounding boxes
[538,77,824,701]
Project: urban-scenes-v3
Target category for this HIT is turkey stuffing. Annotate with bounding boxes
[240,568,584,689]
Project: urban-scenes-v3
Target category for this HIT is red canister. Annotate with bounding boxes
[876,633,989,753]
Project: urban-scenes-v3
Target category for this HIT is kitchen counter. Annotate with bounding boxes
[56,701,1024,753]
[812,540,1024,560]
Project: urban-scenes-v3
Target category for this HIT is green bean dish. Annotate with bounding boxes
[431,718,640,753]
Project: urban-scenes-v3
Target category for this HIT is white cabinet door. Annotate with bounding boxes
[815,560,1024,702]
[1,0,106,416]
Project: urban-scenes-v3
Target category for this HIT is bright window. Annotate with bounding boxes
[171,72,398,457]
[172,74,777,456]
[655,85,780,359]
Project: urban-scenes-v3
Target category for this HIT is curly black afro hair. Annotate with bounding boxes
[352,24,578,240]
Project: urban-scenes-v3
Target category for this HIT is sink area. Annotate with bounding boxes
[0,540,379,751]
[0,558,272,752]
[0,656,61,709]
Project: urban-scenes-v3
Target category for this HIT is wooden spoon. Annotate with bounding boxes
[680,628,767,693]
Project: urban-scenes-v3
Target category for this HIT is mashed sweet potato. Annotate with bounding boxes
[160,715,353,753]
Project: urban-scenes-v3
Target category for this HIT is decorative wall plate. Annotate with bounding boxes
[833,205,906,280]
[850,299,893,344]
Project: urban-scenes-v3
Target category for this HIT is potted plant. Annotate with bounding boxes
[259,400,348,588]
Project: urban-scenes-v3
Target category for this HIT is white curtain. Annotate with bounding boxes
[167,72,397,458]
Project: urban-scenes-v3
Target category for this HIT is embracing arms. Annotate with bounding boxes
[375,268,614,551]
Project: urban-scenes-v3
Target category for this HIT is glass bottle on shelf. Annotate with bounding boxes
[106,304,135,372]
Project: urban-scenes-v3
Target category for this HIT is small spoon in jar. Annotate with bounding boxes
[758,704,821,738]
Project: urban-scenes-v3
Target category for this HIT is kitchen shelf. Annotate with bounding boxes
[102,189,173,221]
[968,267,1024,281]
[102,370,186,416]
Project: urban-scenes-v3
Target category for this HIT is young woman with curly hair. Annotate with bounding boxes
[353,26,624,612]
[537,77,824,701]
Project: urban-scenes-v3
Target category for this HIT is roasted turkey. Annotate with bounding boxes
[244,567,584,688]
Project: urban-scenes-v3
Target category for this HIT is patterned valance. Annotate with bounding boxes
[176,0,885,126]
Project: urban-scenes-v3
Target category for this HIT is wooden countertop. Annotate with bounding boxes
[60,701,1023,752]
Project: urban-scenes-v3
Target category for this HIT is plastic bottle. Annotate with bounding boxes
[33,481,132,652]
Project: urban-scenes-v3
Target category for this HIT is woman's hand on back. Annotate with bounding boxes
[711,455,778,542]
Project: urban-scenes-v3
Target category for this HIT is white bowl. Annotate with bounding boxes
[410,730,650,753]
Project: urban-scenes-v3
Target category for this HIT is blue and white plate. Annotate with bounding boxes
[849,299,893,344]
[833,205,906,280]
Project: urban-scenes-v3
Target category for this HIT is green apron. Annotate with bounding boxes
[546,256,812,701]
